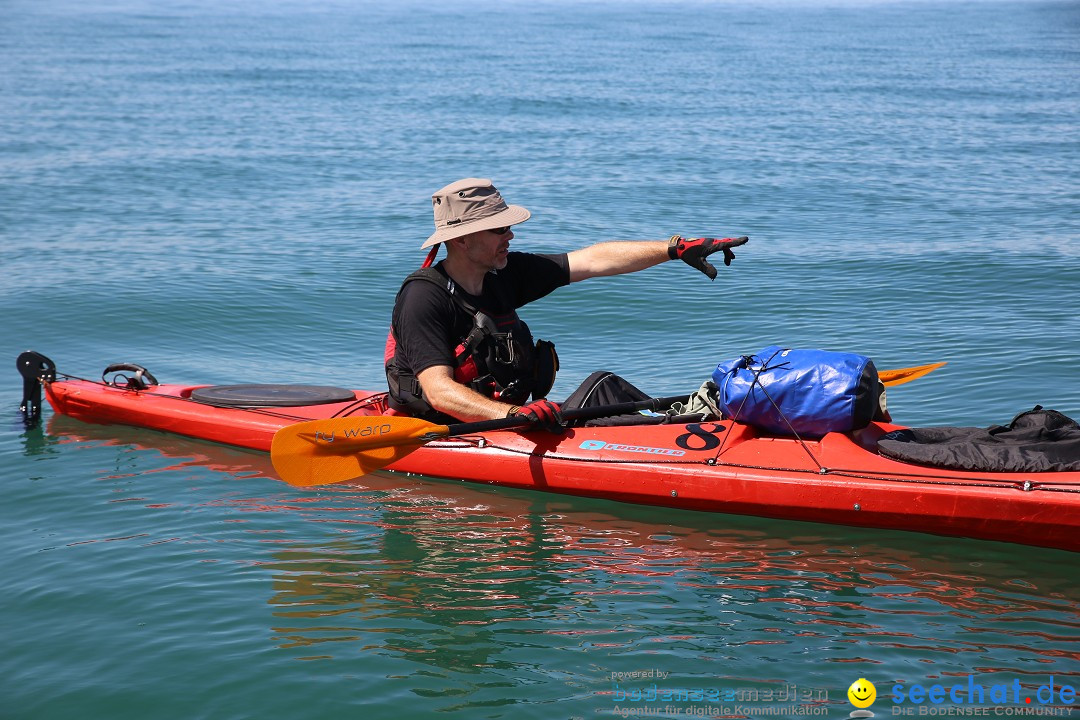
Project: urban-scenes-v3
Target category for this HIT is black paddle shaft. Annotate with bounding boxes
[434,394,690,439]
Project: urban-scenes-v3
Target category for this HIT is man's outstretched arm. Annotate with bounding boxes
[567,236,748,283]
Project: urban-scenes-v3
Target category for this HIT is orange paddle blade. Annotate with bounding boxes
[270,416,449,487]
[880,361,946,387]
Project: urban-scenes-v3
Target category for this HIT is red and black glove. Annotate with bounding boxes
[668,235,749,280]
[509,399,564,432]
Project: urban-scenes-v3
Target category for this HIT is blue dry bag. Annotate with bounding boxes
[712,346,881,437]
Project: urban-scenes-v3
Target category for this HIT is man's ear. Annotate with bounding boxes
[446,234,471,253]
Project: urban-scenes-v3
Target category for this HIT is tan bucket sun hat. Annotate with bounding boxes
[423,178,531,248]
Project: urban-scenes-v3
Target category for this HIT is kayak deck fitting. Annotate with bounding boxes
[19,352,1080,552]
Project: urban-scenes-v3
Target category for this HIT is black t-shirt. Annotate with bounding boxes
[390,251,570,378]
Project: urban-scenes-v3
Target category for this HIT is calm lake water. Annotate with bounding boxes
[2,0,1078,718]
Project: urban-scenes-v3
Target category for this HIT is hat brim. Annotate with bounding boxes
[422,204,531,249]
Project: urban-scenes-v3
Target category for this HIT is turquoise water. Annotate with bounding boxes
[2,0,1078,718]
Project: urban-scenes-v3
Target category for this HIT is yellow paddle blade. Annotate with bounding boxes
[880,361,946,387]
[270,416,449,487]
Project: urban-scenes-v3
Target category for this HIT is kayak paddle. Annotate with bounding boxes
[271,394,688,487]
[879,361,946,387]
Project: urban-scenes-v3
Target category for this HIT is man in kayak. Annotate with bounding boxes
[385,178,748,426]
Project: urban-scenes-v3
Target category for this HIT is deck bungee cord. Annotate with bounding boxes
[711,347,829,474]
[432,432,1078,492]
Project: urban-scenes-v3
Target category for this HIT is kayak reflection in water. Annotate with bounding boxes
[384,177,748,427]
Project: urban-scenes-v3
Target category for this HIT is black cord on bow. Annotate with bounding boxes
[717,348,827,473]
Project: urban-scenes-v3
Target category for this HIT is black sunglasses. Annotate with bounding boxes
[488,226,510,235]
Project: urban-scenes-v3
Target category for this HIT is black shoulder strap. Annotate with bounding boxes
[399,266,484,318]
[397,266,495,359]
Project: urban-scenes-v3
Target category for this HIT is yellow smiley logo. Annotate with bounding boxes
[847,678,877,708]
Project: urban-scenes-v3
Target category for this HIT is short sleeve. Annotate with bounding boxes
[498,252,570,307]
[391,281,460,376]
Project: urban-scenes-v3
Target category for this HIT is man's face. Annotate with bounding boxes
[461,226,513,271]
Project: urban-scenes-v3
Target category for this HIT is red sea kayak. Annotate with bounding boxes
[25,356,1080,552]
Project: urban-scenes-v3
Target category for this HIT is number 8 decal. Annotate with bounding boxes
[674,423,725,451]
